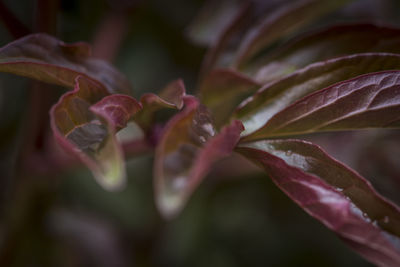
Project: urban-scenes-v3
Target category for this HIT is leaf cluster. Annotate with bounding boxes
[1,0,400,265]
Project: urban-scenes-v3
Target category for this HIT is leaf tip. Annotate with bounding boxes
[92,157,127,191]
[156,191,185,220]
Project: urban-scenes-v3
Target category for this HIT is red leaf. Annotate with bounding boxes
[91,94,142,130]
[245,24,400,83]
[234,0,350,68]
[0,33,132,94]
[235,53,400,136]
[154,96,244,218]
[50,76,141,190]
[237,139,400,266]
[244,70,400,140]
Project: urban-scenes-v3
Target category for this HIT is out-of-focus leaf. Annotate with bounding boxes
[0,33,132,94]
[186,0,243,46]
[244,71,400,140]
[237,139,400,267]
[140,79,185,110]
[356,130,400,205]
[136,79,186,129]
[154,96,243,218]
[246,24,400,83]
[199,69,260,127]
[235,53,400,136]
[234,0,350,68]
[199,0,292,74]
[200,0,317,75]
[200,1,251,75]
[50,76,141,190]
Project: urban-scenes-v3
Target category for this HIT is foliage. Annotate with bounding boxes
[1,0,400,266]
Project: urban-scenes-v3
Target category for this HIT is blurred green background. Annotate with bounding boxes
[1,0,400,266]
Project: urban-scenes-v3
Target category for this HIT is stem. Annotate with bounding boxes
[1,2,61,262]
[19,0,60,161]
[34,0,59,34]
[92,11,130,62]
[123,138,154,158]
[91,1,139,62]
[0,0,30,38]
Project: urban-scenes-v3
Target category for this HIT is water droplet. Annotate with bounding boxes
[285,150,292,156]
[335,187,344,192]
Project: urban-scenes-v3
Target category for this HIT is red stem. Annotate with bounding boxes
[92,11,130,62]
[0,0,30,38]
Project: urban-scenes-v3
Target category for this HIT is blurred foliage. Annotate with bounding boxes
[2,0,399,266]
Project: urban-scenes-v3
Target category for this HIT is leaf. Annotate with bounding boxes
[91,94,142,130]
[235,53,400,136]
[140,79,185,110]
[185,0,243,46]
[244,70,400,140]
[136,79,186,130]
[234,0,350,68]
[199,0,296,75]
[199,69,260,127]
[246,24,400,83]
[50,76,141,190]
[154,96,244,218]
[237,139,400,266]
[0,33,132,94]
[199,1,251,75]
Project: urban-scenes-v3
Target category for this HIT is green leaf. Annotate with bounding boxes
[237,139,400,266]
[244,71,400,140]
[154,96,243,218]
[50,76,141,190]
[245,24,400,83]
[0,33,132,94]
[199,69,260,127]
[235,53,400,137]
[234,0,350,68]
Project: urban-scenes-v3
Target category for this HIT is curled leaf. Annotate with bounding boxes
[237,139,400,266]
[136,79,186,130]
[154,96,244,218]
[0,33,132,94]
[91,94,142,130]
[199,69,260,127]
[140,79,185,110]
[246,24,400,82]
[50,76,141,190]
[235,53,400,136]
